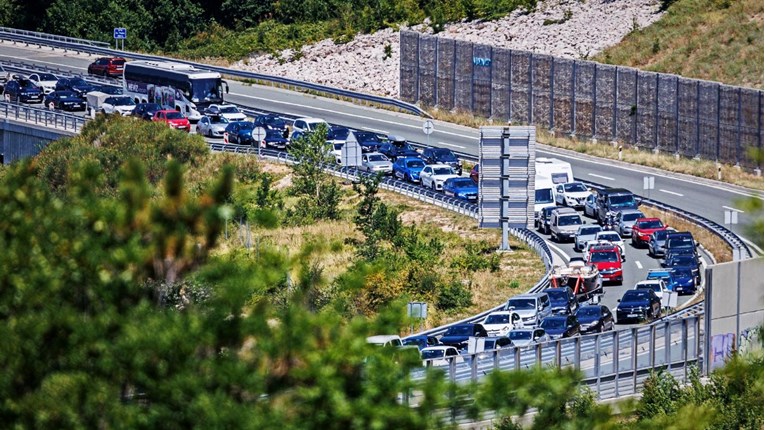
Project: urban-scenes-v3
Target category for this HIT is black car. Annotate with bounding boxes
[540,315,580,339]
[55,77,98,98]
[43,90,86,111]
[258,128,289,150]
[4,78,43,103]
[662,232,697,264]
[132,103,163,121]
[439,323,488,349]
[97,85,123,95]
[536,206,557,234]
[616,290,661,324]
[253,113,288,132]
[575,305,614,334]
[421,147,462,175]
[544,287,578,315]
[402,335,440,350]
[327,125,350,141]
[224,121,256,145]
[379,141,421,161]
[353,131,384,152]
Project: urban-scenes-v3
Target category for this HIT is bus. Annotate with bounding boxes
[123,60,228,121]
[534,157,574,215]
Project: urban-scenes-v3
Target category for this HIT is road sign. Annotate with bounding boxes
[422,120,434,135]
[643,176,655,190]
[113,28,127,39]
[253,126,267,145]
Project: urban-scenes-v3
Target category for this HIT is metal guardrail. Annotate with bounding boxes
[0,59,117,86]
[0,100,86,132]
[0,27,432,119]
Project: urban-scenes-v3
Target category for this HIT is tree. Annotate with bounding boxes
[352,173,400,259]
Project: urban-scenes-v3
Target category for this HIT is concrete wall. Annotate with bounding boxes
[0,119,72,164]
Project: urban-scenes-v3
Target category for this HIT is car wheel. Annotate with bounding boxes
[208,129,213,138]
[431,182,436,191]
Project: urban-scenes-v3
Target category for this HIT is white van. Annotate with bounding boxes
[549,207,584,243]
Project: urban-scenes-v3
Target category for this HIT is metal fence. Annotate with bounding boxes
[400,31,764,169]
[0,101,85,133]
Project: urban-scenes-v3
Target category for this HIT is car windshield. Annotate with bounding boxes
[451,178,475,188]
[579,226,601,235]
[166,111,184,120]
[238,122,254,130]
[541,319,565,329]
[622,212,643,222]
[433,148,457,160]
[507,299,535,310]
[485,314,510,324]
[333,143,343,151]
[307,121,327,131]
[406,160,425,168]
[403,338,425,348]
[113,59,125,65]
[328,127,350,140]
[622,290,650,301]
[57,91,76,98]
[609,194,636,207]
[545,290,567,300]
[638,220,663,229]
[671,256,696,266]
[536,188,554,204]
[637,284,661,292]
[112,97,135,106]
[433,167,453,175]
[445,325,473,336]
[508,331,532,340]
[367,154,387,162]
[564,183,588,192]
[210,116,229,124]
[216,106,237,114]
[559,215,582,226]
[354,131,381,142]
[577,307,600,317]
[37,73,57,81]
[654,230,670,240]
[100,86,122,94]
[70,78,88,86]
[591,251,618,263]
[421,349,445,359]
[142,103,161,111]
[667,236,694,248]
[190,78,221,102]
[647,272,671,281]
[598,233,621,242]
[263,117,286,128]
[266,129,284,138]
[672,268,692,277]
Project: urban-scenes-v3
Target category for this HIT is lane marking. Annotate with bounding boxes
[635,260,643,269]
[545,241,571,265]
[722,205,745,213]
[659,189,684,197]
[588,173,615,181]
[0,54,87,71]
[438,141,466,149]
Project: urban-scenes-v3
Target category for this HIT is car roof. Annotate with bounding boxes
[543,315,568,321]
[422,346,454,351]
[366,335,400,344]
[511,292,546,300]
[426,163,453,168]
[619,209,644,214]
[597,187,632,195]
[552,207,577,215]
[296,117,325,123]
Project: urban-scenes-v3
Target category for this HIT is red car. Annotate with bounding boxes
[470,164,479,183]
[152,110,190,132]
[631,217,666,247]
[587,244,623,285]
[87,57,126,77]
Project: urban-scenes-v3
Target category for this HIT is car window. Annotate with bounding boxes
[433,167,453,175]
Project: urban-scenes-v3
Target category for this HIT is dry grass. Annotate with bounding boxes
[640,205,732,264]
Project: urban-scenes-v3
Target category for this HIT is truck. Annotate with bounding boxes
[87,91,136,117]
[534,157,574,224]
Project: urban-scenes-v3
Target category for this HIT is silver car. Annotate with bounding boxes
[196,115,230,138]
[615,209,646,238]
[360,152,393,175]
[507,328,550,348]
[574,224,603,252]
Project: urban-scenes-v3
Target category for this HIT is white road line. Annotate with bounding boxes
[659,189,684,197]
[438,141,466,149]
[635,260,643,269]
[722,205,745,213]
[0,54,87,70]
[588,173,615,181]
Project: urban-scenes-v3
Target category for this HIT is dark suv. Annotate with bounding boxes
[596,188,638,224]
[87,57,126,77]
[4,78,43,103]
[55,77,98,98]
[421,147,462,175]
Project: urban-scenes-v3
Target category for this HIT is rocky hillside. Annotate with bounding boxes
[233,0,664,97]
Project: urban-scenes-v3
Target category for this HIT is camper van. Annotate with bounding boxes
[534,157,574,221]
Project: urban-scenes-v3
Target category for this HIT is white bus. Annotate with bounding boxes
[123,60,229,121]
[534,157,574,214]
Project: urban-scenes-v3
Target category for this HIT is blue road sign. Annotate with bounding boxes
[113,28,127,39]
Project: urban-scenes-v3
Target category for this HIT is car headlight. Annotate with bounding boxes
[522,316,535,322]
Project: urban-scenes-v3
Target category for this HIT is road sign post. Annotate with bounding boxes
[643,176,654,200]
[422,119,434,147]
[252,126,266,157]
[113,27,127,50]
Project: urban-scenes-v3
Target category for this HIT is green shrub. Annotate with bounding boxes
[436,281,473,311]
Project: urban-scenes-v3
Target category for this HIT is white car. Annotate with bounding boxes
[594,230,625,260]
[204,104,246,122]
[101,95,136,116]
[555,181,591,208]
[421,346,464,367]
[507,328,550,348]
[574,225,603,252]
[27,72,58,94]
[482,311,521,337]
[420,164,459,191]
[583,239,617,262]
[196,115,230,138]
[360,152,392,174]
[634,280,670,300]
[293,117,329,134]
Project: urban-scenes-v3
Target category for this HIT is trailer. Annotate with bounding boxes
[549,260,603,302]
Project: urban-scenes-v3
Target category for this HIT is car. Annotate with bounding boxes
[204,104,246,122]
[634,279,670,300]
[543,287,579,315]
[392,157,426,183]
[366,335,403,347]
[670,268,697,295]
[549,207,583,242]
[594,230,625,260]
[596,188,638,224]
[379,141,420,161]
[329,141,344,163]
[327,125,350,142]
[289,130,309,143]
[631,217,666,247]
[587,244,623,285]
[439,323,488,349]
[469,164,479,183]
[536,206,557,234]
[507,328,550,348]
[253,113,288,132]
[87,57,126,77]
[359,152,393,175]
[196,115,230,138]
[402,335,440,351]
[27,72,58,94]
[43,90,85,111]
[421,346,464,367]
[223,121,257,145]
[478,336,514,357]
[132,103,162,121]
[353,131,385,153]
[645,268,675,288]
[443,177,478,201]
[259,128,290,149]
[614,209,646,238]
[482,311,521,337]
[575,305,614,334]
[3,78,43,103]
[97,85,123,95]
[662,232,698,264]
[540,315,580,339]
[616,289,661,324]
[664,253,701,284]
[582,240,615,262]
[152,109,190,132]
[292,117,328,134]
[55,77,98,98]
[583,193,598,218]
[100,96,136,115]
[648,228,677,258]
[420,164,459,191]
[554,181,591,208]
[574,225,603,252]
[505,293,552,328]
[421,147,462,175]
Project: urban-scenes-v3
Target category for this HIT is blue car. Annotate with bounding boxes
[392,157,426,183]
[670,267,697,295]
[443,177,478,201]
[665,253,701,285]
[4,79,43,103]
[224,121,256,145]
[439,323,488,349]
[616,289,661,324]
[646,268,676,289]
[540,315,580,339]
